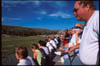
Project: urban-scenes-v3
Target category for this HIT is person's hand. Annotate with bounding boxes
[59,48,63,51]
[64,49,69,53]
[68,47,75,52]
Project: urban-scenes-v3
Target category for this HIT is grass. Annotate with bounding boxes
[2,34,47,59]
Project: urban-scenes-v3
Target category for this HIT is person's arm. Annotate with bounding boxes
[68,33,80,52]
[33,51,38,59]
[68,43,80,52]
[63,43,73,53]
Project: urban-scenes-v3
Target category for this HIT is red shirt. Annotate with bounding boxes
[63,39,68,48]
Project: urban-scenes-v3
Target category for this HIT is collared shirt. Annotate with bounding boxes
[79,11,99,65]
[17,58,32,65]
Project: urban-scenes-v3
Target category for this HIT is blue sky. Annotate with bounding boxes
[2,0,99,30]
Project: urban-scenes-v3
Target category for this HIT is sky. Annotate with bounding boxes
[2,0,99,30]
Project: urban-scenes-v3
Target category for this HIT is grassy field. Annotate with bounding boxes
[2,34,47,59]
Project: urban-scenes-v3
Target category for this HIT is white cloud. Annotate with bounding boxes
[49,11,72,19]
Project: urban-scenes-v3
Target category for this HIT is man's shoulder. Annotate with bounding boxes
[95,10,99,12]
[95,10,99,16]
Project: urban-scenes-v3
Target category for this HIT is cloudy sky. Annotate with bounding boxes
[2,0,99,30]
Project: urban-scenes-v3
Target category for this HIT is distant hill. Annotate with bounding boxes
[2,25,58,36]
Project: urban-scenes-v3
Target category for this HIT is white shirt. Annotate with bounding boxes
[79,11,99,65]
[68,34,81,47]
[46,42,53,52]
[49,40,57,49]
[17,58,32,65]
[54,38,59,44]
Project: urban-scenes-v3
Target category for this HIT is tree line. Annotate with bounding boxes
[2,25,58,36]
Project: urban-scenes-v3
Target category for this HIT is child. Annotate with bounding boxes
[15,47,32,65]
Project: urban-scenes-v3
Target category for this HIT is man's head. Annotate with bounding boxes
[48,36,54,40]
[38,40,46,48]
[73,0,96,21]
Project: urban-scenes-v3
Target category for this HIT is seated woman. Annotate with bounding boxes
[15,47,32,65]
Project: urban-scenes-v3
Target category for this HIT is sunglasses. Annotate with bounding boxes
[73,6,81,12]
[74,26,81,29]
[73,8,79,12]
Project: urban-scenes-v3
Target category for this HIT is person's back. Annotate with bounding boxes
[42,46,49,55]
[35,49,42,65]
[49,40,57,49]
[27,56,36,65]
[17,58,32,65]
[39,48,50,65]
[46,41,53,53]
[15,47,32,65]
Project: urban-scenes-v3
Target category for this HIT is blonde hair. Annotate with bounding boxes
[75,23,84,29]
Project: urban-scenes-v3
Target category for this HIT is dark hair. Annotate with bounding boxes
[77,0,96,10]
[16,47,28,58]
[38,40,46,46]
[45,39,48,43]
[32,44,39,49]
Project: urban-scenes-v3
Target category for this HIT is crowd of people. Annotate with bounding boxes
[15,0,99,65]
[15,23,84,65]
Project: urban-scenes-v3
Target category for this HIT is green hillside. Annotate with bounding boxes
[2,25,58,36]
[2,34,47,59]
